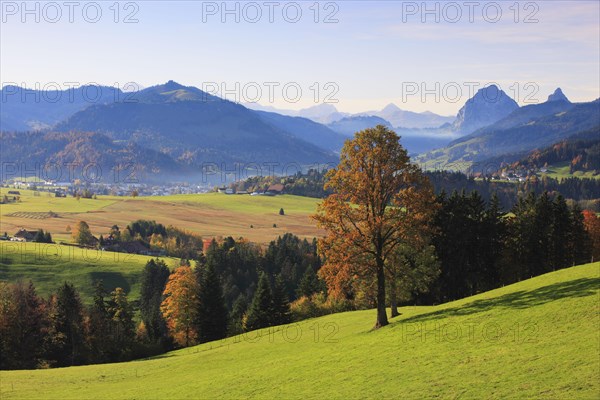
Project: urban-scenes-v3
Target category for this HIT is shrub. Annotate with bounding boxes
[290,293,353,321]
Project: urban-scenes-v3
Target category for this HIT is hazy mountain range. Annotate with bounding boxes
[2,81,598,182]
[417,89,600,168]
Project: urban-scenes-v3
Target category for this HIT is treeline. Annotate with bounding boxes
[422,191,594,304]
[316,190,597,308]
[231,169,333,198]
[201,234,325,332]
[0,281,141,369]
[427,171,600,211]
[70,219,204,259]
[234,169,600,211]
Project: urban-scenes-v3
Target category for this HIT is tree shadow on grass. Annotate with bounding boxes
[89,271,131,293]
[395,277,600,326]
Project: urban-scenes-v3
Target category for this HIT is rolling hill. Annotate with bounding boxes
[0,242,179,303]
[1,261,598,399]
[253,110,347,152]
[0,131,184,182]
[54,82,336,168]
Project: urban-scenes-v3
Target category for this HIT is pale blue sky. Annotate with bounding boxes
[1,1,599,115]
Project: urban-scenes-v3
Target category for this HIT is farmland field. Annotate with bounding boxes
[1,261,598,399]
[0,189,323,244]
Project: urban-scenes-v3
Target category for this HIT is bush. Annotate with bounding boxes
[290,293,353,321]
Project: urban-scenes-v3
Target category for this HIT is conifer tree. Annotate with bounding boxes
[245,272,273,331]
[87,280,111,362]
[140,259,170,341]
[106,287,135,355]
[297,265,322,298]
[271,274,291,325]
[195,263,228,343]
[47,282,86,366]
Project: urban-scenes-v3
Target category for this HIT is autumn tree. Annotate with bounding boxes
[72,221,94,246]
[313,125,436,328]
[0,281,48,369]
[583,210,600,262]
[161,266,199,347]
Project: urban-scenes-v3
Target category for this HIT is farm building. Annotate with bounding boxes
[11,228,37,242]
[266,184,284,195]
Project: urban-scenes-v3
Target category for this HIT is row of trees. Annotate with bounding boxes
[0,281,138,369]
[70,219,204,259]
[231,169,332,198]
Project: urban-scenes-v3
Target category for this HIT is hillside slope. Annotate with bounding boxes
[419,101,600,167]
[2,262,598,399]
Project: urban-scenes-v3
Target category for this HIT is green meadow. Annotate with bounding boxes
[539,162,600,180]
[2,262,598,399]
[0,242,179,303]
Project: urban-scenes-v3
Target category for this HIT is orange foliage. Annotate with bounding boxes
[583,210,600,261]
[313,125,437,328]
[160,266,199,347]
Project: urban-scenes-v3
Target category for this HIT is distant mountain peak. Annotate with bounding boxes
[302,103,339,113]
[452,85,519,134]
[547,88,570,103]
[137,81,218,103]
[382,103,402,113]
[155,80,187,92]
[470,85,502,103]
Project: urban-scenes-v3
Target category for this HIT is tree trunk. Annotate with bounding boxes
[390,277,399,318]
[374,260,389,329]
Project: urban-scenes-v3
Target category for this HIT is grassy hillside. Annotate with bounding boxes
[540,162,600,180]
[2,262,598,399]
[0,189,322,244]
[0,242,179,303]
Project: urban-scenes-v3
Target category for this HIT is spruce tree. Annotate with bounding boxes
[271,274,292,325]
[106,288,135,357]
[33,229,45,243]
[570,204,592,266]
[195,263,228,343]
[550,195,571,270]
[87,280,110,362]
[245,272,273,331]
[297,265,322,298]
[47,282,86,366]
[229,294,248,334]
[139,259,170,341]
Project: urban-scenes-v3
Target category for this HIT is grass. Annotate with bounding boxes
[539,162,600,180]
[0,190,322,244]
[1,262,598,399]
[0,242,180,303]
